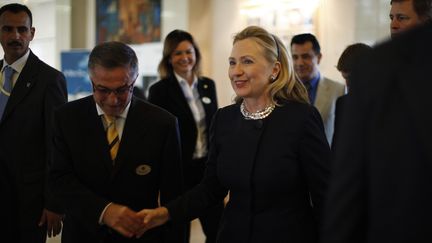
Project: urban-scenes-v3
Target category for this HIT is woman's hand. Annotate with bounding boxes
[135,207,170,238]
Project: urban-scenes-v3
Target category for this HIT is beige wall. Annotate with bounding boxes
[188,0,391,107]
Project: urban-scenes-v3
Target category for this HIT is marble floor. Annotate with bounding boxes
[46,219,206,243]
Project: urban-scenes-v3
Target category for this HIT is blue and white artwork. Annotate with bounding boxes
[61,50,91,100]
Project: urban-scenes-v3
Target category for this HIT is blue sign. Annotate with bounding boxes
[61,50,91,99]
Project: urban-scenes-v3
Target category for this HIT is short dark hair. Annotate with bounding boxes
[0,3,33,27]
[391,0,432,22]
[88,41,138,79]
[290,33,321,55]
[337,43,372,72]
[158,29,202,79]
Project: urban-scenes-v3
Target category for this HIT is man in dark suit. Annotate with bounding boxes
[321,22,432,243]
[332,43,371,147]
[0,3,67,242]
[50,41,185,243]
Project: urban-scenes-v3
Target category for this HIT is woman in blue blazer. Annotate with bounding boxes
[142,26,330,243]
[148,30,223,243]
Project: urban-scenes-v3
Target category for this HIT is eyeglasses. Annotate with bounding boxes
[92,81,135,97]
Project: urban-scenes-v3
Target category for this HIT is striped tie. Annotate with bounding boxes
[104,115,120,161]
[0,66,14,119]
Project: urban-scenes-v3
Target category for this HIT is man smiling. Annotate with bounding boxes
[50,41,185,243]
[291,33,345,145]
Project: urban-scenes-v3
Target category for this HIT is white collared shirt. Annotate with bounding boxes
[174,72,208,159]
[1,49,31,87]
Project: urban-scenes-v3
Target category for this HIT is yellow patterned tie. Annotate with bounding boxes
[104,115,119,161]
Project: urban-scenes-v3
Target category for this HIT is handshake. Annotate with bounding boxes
[102,203,170,238]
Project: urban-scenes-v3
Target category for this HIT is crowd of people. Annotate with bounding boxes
[1,0,432,242]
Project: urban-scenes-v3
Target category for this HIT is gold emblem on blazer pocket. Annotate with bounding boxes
[135,164,151,176]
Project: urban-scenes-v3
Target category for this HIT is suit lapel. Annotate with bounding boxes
[1,52,39,122]
[83,97,115,174]
[111,98,148,176]
[197,79,214,126]
[314,76,331,119]
[167,76,195,121]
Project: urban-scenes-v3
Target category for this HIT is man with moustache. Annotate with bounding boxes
[0,3,67,242]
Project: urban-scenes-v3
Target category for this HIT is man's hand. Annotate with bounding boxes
[38,208,63,237]
[102,203,143,238]
[135,207,170,238]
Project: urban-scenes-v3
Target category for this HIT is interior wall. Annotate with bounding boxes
[162,0,189,37]
[0,0,393,107]
[189,0,213,78]
[206,0,391,107]
[316,0,356,83]
[211,0,246,106]
[71,0,88,49]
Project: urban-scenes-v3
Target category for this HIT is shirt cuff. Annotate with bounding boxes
[98,202,113,225]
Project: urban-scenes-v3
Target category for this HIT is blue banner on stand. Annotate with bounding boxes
[61,50,91,100]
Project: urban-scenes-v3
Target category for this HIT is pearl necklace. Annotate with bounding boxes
[240,101,275,120]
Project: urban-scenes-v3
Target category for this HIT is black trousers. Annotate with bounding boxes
[184,158,224,243]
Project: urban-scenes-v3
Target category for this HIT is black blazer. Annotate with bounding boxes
[148,76,217,186]
[167,101,331,243]
[321,23,432,243]
[0,51,67,237]
[50,96,184,243]
[331,94,347,149]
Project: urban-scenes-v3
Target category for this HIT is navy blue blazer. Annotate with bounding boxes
[167,101,331,243]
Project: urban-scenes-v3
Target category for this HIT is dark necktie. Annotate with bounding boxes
[0,66,14,119]
[304,81,313,104]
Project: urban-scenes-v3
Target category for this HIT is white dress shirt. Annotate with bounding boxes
[174,72,208,159]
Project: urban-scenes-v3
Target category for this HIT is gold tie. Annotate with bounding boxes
[104,115,119,161]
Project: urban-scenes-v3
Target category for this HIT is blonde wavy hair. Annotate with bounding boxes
[232,26,309,105]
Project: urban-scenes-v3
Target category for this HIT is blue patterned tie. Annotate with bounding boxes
[0,66,14,119]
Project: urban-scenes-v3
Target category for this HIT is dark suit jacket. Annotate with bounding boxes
[331,94,347,149]
[321,23,432,243]
[148,76,218,188]
[0,51,67,239]
[167,101,331,243]
[50,96,184,243]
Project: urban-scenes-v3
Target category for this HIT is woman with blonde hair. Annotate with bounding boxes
[138,26,330,243]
